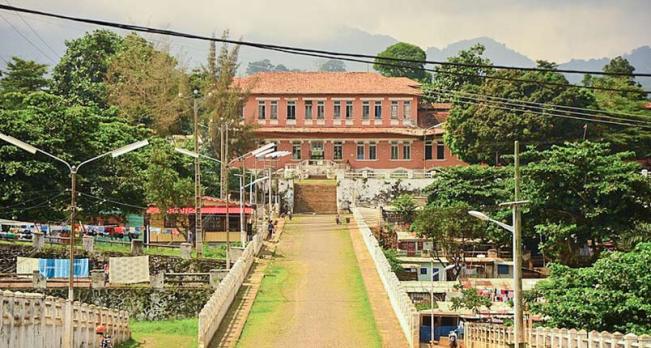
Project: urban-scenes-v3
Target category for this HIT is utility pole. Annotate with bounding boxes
[63,168,77,348]
[513,140,524,348]
[193,97,203,256]
[224,123,231,269]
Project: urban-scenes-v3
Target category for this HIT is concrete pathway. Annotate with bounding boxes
[348,218,410,347]
[236,215,382,348]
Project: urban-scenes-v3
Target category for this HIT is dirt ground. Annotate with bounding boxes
[236,215,381,348]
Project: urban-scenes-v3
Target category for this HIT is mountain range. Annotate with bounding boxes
[237,28,651,90]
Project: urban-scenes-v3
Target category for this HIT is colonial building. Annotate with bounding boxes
[237,72,465,172]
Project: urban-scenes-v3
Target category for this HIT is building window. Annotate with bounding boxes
[287,101,296,120]
[333,142,343,160]
[436,142,445,160]
[270,101,278,119]
[403,143,411,160]
[403,101,411,119]
[391,142,399,160]
[420,268,427,275]
[317,101,325,119]
[345,101,353,119]
[333,101,341,119]
[374,101,382,120]
[362,101,370,120]
[432,270,440,281]
[305,100,313,120]
[292,143,301,160]
[425,140,433,160]
[203,216,221,231]
[498,264,510,275]
[257,101,266,120]
[356,143,365,160]
[369,142,377,160]
[391,101,398,119]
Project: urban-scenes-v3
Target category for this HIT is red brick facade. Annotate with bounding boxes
[237,72,465,170]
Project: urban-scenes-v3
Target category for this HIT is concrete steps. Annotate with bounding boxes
[294,181,338,213]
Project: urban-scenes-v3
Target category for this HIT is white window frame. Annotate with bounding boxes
[333,101,341,119]
[287,101,296,120]
[258,101,266,120]
[270,101,278,119]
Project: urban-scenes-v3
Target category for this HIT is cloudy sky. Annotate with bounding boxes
[1,0,650,67]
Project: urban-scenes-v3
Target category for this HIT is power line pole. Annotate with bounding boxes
[513,140,524,348]
[224,123,231,270]
[193,97,203,256]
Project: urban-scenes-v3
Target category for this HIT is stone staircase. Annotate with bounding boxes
[293,180,338,213]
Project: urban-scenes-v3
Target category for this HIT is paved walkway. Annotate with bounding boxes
[348,218,410,348]
[236,214,382,348]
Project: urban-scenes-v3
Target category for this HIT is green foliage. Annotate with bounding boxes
[392,194,417,223]
[521,142,651,265]
[0,57,49,93]
[374,42,430,82]
[450,283,492,314]
[319,59,346,72]
[425,44,493,102]
[383,248,402,273]
[105,33,191,135]
[52,30,124,107]
[246,58,275,75]
[444,61,593,164]
[530,243,651,334]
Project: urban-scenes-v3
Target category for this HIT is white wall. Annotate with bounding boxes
[337,175,432,210]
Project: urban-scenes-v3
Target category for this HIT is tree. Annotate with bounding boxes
[425,44,493,102]
[530,243,651,334]
[521,142,651,265]
[143,144,194,239]
[603,56,636,77]
[444,61,594,164]
[52,30,124,108]
[246,59,275,75]
[392,194,417,223]
[273,64,289,72]
[105,33,191,135]
[425,165,513,245]
[451,284,493,314]
[374,42,430,82]
[0,57,49,93]
[411,202,485,280]
[319,59,346,72]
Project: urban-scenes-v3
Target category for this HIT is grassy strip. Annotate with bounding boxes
[117,318,197,348]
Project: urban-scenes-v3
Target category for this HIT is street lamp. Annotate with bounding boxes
[262,151,290,216]
[0,133,148,348]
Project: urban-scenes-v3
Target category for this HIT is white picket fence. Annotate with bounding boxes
[465,323,651,348]
[0,290,130,348]
[197,227,268,348]
[353,208,420,348]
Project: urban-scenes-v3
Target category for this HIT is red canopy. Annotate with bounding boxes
[146,206,254,215]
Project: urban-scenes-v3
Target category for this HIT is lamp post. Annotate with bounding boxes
[0,133,148,348]
[468,141,527,347]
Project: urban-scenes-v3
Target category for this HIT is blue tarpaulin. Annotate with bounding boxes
[38,258,89,278]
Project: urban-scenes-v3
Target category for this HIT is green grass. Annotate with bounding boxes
[117,318,197,348]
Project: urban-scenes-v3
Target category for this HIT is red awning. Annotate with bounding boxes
[146,206,254,215]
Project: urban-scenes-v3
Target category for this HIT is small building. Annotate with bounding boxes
[145,196,254,243]
[398,256,450,282]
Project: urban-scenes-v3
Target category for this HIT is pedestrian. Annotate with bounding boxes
[103,263,109,287]
[335,214,340,225]
[288,211,293,220]
[448,331,458,348]
[267,219,274,239]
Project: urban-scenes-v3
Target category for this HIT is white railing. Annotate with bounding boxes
[465,323,651,348]
[197,227,268,347]
[344,169,435,179]
[0,290,130,347]
[353,208,419,347]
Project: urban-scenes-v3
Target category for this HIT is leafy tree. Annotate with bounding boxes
[0,57,49,93]
[451,284,492,314]
[383,248,402,273]
[425,44,493,102]
[392,194,417,223]
[246,59,275,75]
[319,59,346,72]
[521,142,651,265]
[273,64,289,72]
[603,56,636,77]
[412,202,485,280]
[530,243,651,334]
[105,33,191,135]
[425,165,513,245]
[52,30,124,108]
[374,42,430,82]
[143,144,194,239]
[444,61,594,164]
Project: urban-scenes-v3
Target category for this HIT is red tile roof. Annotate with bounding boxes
[235,72,421,95]
[253,127,444,136]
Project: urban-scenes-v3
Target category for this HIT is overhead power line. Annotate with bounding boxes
[4,0,59,58]
[0,12,55,63]
[0,4,649,95]
[426,90,651,129]
[78,192,146,210]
